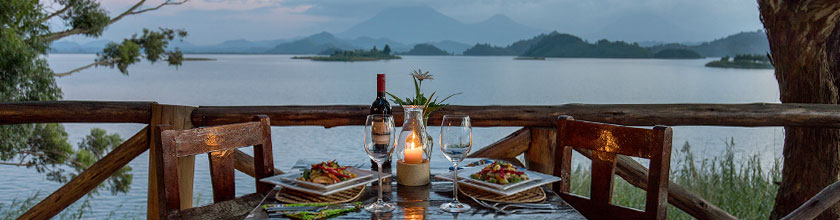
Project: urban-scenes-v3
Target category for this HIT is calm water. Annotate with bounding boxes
[1,54,782,218]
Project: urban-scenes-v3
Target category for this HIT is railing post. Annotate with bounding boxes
[524,127,556,175]
[148,104,196,219]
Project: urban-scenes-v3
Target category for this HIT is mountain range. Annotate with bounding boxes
[646,30,769,57]
[48,6,768,57]
[339,6,545,45]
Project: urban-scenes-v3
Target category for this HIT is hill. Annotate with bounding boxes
[267,32,358,54]
[648,31,769,57]
[463,32,652,58]
[522,34,651,58]
[463,44,517,56]
[427,40,471,55]
[399,44,451,55]
[339,6,544,45]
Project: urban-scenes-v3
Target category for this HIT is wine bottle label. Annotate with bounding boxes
[373,134,390,144]
[372,122,390,144]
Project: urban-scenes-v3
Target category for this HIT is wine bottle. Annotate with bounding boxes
[370,74,392,171]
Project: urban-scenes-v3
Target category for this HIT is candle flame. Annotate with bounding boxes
[406,132,421,149]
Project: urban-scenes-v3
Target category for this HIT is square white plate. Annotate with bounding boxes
[460,166,542,190]
[260,168,391,196]
[435,169,561,196]
[276,167,373,191]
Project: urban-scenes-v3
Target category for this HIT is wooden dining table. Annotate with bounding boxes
[236,160,586,220]
[242,180,585,220]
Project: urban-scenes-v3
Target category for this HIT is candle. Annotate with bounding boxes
[404,133,423,164]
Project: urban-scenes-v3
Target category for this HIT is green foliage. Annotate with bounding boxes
[386,69,460,122]
[64,0,109,38]
[463,43,517,56]
[383,44,391,55]
[0,0,59,102]
[733,54,769,62]
[401,43,450,56]
[523,33,652,58]
[0,192,97,220]
[1,0,187,203]
[706,54,773,69]
[97,28,186,74]
[568,139,780,219]
[297,45,400,61]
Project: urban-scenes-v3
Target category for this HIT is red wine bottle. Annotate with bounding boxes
[370,74,392,170]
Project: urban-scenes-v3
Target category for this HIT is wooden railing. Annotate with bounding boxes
[6,101,840,219]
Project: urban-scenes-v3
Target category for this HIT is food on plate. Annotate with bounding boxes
[297,160,357,184]
[469,161,528,184]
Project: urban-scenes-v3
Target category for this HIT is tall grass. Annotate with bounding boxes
[568,138,781,219]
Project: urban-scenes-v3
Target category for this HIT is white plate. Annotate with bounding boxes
[435,169,561,196]
[276,167,373,191]
[461,167,542,190]
[260,168,391,196]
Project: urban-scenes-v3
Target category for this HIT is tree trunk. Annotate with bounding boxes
[757,1,840,219]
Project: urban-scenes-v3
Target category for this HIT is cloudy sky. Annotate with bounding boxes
[55,0,764,45]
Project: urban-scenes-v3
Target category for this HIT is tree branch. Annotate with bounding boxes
[53,58,119,77]
[0,162,27,166]
[42,0,189,42]
[127,0,188,15]
[40,3,73,23]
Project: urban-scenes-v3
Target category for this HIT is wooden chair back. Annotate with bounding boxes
[153,115,275,219]
[553,116,672,220]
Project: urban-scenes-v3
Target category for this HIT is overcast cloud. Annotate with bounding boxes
[61,0,763,45]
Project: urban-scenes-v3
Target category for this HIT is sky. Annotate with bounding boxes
[54,0,764,45]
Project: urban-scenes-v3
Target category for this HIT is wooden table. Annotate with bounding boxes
[243,177,585,219]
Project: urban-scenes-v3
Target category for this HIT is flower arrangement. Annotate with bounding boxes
[387,69,461,124]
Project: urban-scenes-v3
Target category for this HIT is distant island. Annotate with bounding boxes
[398,44,451,55]
[460,30,769,59]
[293,45,401,61]
[463,32,704,59]
[705,54,773,69]
[514,57,545,60]
[183,57,217,61]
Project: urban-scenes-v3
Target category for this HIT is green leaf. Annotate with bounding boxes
[386,92,407,105]
[437,92,462,105]
[413,78,421,100]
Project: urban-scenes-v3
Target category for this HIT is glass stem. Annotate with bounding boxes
[377,162,384,203]
[453,161,460,204]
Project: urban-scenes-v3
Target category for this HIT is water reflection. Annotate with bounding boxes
[398,183,431,219]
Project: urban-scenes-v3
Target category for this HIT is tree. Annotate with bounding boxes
[1,0,187,196]
[757,1,840,219]
[383,44,391,55]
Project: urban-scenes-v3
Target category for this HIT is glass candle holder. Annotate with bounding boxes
[395,105,431,186]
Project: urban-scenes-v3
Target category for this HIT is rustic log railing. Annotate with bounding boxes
[6,101,840,219]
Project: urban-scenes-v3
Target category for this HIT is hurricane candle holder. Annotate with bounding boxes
[395,105,431,186]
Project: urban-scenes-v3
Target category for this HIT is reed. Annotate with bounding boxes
[568,138,781,219]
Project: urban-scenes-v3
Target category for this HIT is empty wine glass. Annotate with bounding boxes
[439,115,472,213]
[363,114,396,213]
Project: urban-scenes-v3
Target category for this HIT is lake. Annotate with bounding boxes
[1,54,782,218]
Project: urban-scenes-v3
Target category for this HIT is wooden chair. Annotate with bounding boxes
[553,116,672,220]
[154,115,275,219]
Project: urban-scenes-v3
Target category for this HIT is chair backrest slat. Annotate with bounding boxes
[554,115,672,220]
[561,119,662,158]
[154,115,275,220]
[208,150,236,203]
[165,121,265,157]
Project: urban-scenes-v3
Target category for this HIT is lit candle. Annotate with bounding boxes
[404,132,423,164]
